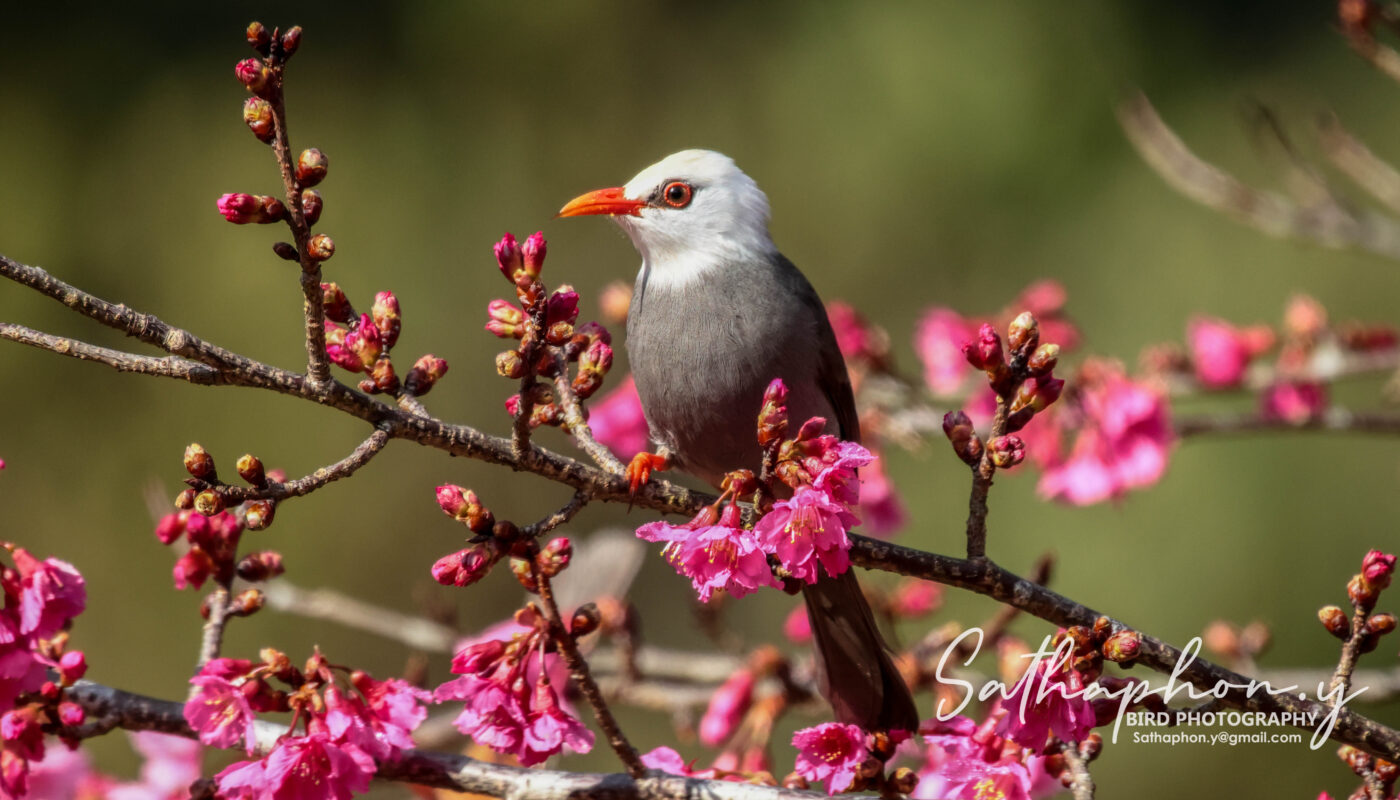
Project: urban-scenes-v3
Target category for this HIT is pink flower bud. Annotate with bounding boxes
[436,485,470,518]
[58,650,87,684]
[505,394,522,417]
[372,291,401,350]
[699,669,755,747]
[57,701,85,726]
[890,579,941,618]
[793,416,826,442]
[246,22,272,55]
[155,512,185,545]
[217,193,260,224]
[1363,550,1397,590]
[522,231,547,278]
[494,233,523,282]
[547,290,580,327]
[538,537,572,577]
[431,547,496,587]
[236,551,285,582]
[784,604,812,643]
[243,97,275,143]
[325,322,364,372]
[1188,316,1257,389]
[988,435,1025,468]
[345,313,382,365]
[1259,381,1327,424]
[486,300,525,339]
[297,148,329,188]
[763,378,788,406]
[280,26,302,58]
[962,323,1004,371]
[579,339,613,375]
[234,58,273,97]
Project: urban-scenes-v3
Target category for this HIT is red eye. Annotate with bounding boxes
[661,181,693,208]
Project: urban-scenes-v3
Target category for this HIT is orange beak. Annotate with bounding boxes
[557,186,645,218]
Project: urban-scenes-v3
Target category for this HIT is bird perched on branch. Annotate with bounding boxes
[559,149,918,732]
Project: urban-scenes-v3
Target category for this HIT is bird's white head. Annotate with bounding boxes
[558,149,777,287]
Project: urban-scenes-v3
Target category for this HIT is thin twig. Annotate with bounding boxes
[553,353,627,475]
[1317,113,1400,217]
[1330,607,1371,704]
[1176,408,1400,437]
[522,489,592,539]
[218,428,390,502]
[534,563,646,778]
[1118,92,1400,261]
[0,324,231,384]
[192,584,233,686]
[965,393,1008,559]
[261,581,459,653]
[1059,740,1096,800]
[62,681,834,800]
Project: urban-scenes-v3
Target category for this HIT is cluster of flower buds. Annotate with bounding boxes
[322,285,447,397]
[175,443,282,531]
[509,537,573,593]
[1318,550,1398,655]
[1055,617,1141,681]
[943,312,1064,469]
[434,606,595,766]
[186,646,430,798]
[0,546,89,798]
[1335,744,1398,798]
[488,232,616,427]
[432,485,512,587]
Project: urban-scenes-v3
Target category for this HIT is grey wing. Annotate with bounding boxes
[775,253,861,444]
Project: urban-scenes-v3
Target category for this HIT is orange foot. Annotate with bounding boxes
[626,451,672,499]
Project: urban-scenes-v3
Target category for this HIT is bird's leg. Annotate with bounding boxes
[625,448,672,499]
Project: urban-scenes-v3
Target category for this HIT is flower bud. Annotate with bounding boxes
[1363,550,1396,590]
[570,602,602,636]
[400,354,446,396]
[296,148,329,188]
[431,546,496,587]
[371,291,401,349]
[324,322,363,372]
[547,290,579,327]
[889,767,919,796]
[155,512,185,545]
[184,443,216,480]
[236,551,285,582]
[522,231,547,278]
[234,58,274,98]
[505,394,521,417]
[435,485,470,518]
[273,241,298,261]
[538,537,572,577]
[230,588,265,617]
[494,233,523,282]
[963,323,1004,371]
[1349,574,1380,612]
[988,435,1025,469]
[320,282,351,324]
[246,22,272,55]
[244,500,275,531]
[280,26,302,58]
[173,489,196,511]
[236,454,266,485]
[1319,606,1350,639]
[1367,612,1396,636]
[56,701,85,727]
[1007,311,1039,355]
[1027,343,1060,377]
[571,370,603,399]
[757,378,790,447]
[58,650,87,684]
[493,350,524,380]
[942,411,982,466]
[579,339,613,375]
[510,557,538,592]
[242,97,275,143]
[300,189,323,225]
[217,193,259,224]
[1102,629,1140,663]
[306,233,335,261]
[345,314,382,365]
[793,416,827,442]
[485,299,525,339]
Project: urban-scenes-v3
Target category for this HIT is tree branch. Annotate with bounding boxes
[218,428,391,502]
[1175,408,1400,437]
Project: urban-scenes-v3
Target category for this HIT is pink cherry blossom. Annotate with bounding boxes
[1187,316,1271,389]
[587,375,650,461]
[855,454,907,536]
[792,722,865,795]
[996,663,1096,751]
[185,673,258,755]
[753,486,859,584]
[640,746,718,779]
[520,680,594,766]
[13,550,85,639]
[655,506,781,603]
[1037,361,1173,506]
[914,715,1060,800]
[217,732,376,800]
[699,669,755,747]
[1259,381,1327,424]
[915,308,975,395]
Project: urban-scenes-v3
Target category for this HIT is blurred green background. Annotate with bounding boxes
[2,2,1398,797]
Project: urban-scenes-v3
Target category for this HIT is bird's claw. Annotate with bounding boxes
[625,451,671,501]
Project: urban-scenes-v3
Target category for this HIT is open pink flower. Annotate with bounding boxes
[217,732,376,800]
[996,662,1096,751]
[107,731,203,800]
[793,722,866,795]
[1038,361,1173,505]
[754,486,859,584]
[857,454,906,536]
[185,672,258,755]
[13,549,85,639]
[586,375,649,461]
[521,681,594,766]
[640,746,718,779]
[914,716,1059,800]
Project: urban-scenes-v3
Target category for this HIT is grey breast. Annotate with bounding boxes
[625,253,836,488]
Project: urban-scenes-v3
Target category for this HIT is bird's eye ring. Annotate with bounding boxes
[661,181,694,209]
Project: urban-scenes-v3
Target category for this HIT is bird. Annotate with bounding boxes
[558,149,919,732]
